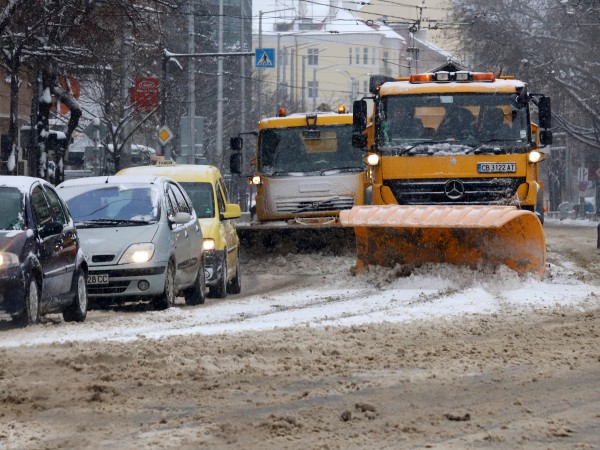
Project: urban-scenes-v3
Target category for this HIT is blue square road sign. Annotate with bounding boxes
[255,48,275,68]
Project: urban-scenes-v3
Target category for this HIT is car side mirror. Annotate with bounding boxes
[39,220,63,239]
[170,212,191,224]
[221,203,241,221]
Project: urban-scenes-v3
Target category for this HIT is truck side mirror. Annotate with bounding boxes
[230,136,243,151]
[540,130,553,146]
[538,96,552,129]
[230,152,242,174]
[352,100,368,149]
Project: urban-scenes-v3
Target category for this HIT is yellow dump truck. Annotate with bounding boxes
[341,69,553,275]
[230,107,366,253]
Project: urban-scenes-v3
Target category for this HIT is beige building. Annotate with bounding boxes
[253,1,406,115]
[357,0,460,69]
[253,0,461,116]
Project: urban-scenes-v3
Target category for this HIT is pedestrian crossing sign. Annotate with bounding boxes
[255,48,275,68]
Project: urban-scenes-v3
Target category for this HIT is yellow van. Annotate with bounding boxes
[116,162,242,298]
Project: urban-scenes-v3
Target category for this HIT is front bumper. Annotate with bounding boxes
[203,250,224,286]
[0,266,26,315]
[86,263,166,299]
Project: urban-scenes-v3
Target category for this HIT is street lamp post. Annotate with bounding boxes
[258,7,295,118]
[311,63,338,110]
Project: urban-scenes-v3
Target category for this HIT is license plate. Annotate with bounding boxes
[87,273,109,285]
[477,162,516,173]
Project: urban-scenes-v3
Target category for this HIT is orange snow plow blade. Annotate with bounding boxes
[339,205,546,276]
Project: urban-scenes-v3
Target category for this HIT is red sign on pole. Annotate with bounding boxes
[131,77,160,112]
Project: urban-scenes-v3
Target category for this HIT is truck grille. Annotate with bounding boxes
[276,196,355,214]
[384,177,525,205]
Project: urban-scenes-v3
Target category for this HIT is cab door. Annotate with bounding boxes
[30,184,63,298]
[43,185,78,295]
[216,180,239,279]
[166,183,200,285]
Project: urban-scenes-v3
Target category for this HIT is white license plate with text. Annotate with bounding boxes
[87,274,109,285]
[477,162,516,173]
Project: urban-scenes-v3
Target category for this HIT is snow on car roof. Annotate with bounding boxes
[57,175,166,188]
[0,175,51,192]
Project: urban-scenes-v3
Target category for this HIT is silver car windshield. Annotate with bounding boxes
[61,185,160,224]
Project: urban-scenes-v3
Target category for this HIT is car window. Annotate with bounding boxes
[178,182,214,219]
[216,181,227,216]
[43,186,68,225]
[31,185,52,226]
[165,186,177,217]
[0,187,25,231]
[169,183,191,214]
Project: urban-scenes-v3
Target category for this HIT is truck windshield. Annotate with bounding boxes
[379,93,530,155]
[257,124,363,175]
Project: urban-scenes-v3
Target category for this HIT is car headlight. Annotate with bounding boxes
[0,252,19,269]
[252,175,262,185]
[528,150,542,163]
[118,243,155,264]
[203,238,215,251]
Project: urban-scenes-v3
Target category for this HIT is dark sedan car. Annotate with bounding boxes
[0,176,88,325]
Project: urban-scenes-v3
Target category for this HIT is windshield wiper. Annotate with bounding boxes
[75,219,154,228]
[320,166,364,175]
[472,138,524,154]
[394,140,443,154]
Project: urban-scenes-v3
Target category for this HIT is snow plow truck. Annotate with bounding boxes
[340,67,552,276]
[230,107,366,253]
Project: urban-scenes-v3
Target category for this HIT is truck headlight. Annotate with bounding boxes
[203,238,215,251]
[0,252,19,269]
[252,176,262,185]
[119,243,155,264]
[367,154,380,166]
[528,151,541,163]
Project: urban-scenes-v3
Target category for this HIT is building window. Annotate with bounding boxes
[307,48,319,66]
[363,47,368,64]
[355,47,360,64]
[308,81,319,98]
[383,51,389,67]
[363,80,368,96]
[372,48,376,65]
[349,48,352,65]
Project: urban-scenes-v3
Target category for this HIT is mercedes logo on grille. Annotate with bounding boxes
[444,179,465,200]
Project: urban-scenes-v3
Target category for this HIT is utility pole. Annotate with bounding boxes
[217,0,224,165]
[187,0,196,164]
[120,20,134,169]
[258,10,264,120]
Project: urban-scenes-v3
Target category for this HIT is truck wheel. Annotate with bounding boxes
[185,264,206,305]
[63,271,88,322]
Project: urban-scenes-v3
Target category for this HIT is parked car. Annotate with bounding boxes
[56,175,205,309]
[117,162,242,298]
[0,176,88,325]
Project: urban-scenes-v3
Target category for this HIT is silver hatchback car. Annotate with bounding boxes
[57,176,205,310]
